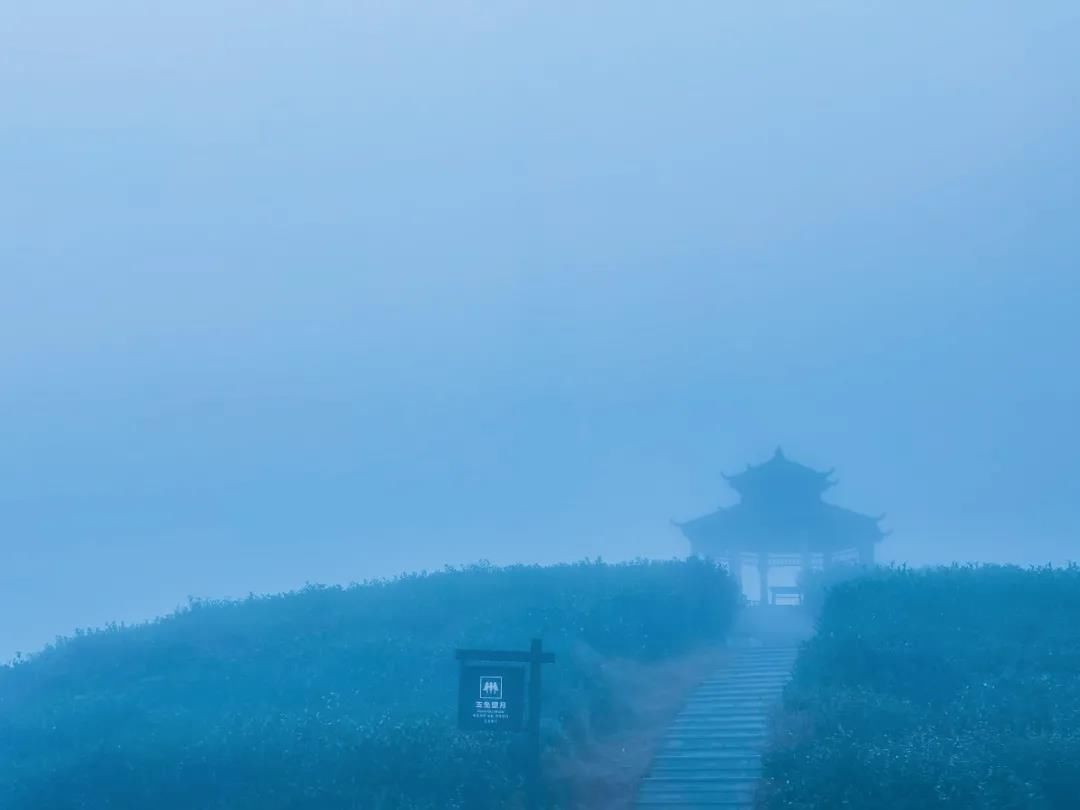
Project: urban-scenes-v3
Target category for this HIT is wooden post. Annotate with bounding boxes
[527,638,544,810]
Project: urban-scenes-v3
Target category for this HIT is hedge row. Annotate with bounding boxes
[0,557,737,809]
[760,565,1080,809]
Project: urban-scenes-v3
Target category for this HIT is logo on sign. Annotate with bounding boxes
[480,676,503,699]
[458,664,525,732]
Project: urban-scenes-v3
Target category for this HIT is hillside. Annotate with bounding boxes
[760,565,1080,808]
[0,558,737,809]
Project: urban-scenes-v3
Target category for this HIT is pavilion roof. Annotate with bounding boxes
[722,447,836,500]
[677,448,885,553]
[678,501,884,553]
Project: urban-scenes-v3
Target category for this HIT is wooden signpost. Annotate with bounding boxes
[455,639,556,810]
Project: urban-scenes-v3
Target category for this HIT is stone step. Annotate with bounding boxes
[692,688,785,694]
[640,783,758,796]
[638,801,752,809]
[635,643,800,809]
[669,724,768,734]
[657,734,769,750]
[678,707,773,716]
[730,652,798,658]
[692,687,786,695]
[637,803,751,809]
[639,788,757,801]
[657,741,767,753]
[673,712,768,722]
[666,730,768,737]
[648,758,761,770]
[653,747,762,760]
[665,716,775,730]
[723,663,796,671]
[691,688,786,695]
[649,751,762,764]
[648,770,761,782]
[642,776,758,786]
[648,764,761,778]
[663,724,769,734]
[714,660,795,667]
[638,787,757,804]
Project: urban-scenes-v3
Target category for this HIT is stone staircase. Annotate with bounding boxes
[634,645,799,809]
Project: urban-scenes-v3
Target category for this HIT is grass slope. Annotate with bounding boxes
[0,558,737,809]
[760,565,1080,809]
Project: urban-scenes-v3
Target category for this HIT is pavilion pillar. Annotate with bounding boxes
[757,551,769,606]
[858,542,875,566]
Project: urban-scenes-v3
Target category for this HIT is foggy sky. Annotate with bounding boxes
[3,1,1079,660]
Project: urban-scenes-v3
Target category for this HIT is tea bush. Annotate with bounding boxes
[796,561,870,618]
[0,558,737,809]
[760,565,1080,809]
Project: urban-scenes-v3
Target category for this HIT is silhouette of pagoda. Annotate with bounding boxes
[676,448,885,604]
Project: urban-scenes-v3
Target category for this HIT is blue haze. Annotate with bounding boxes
[2,2,1079,659]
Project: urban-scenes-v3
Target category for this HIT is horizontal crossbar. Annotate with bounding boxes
[455,649,557,664]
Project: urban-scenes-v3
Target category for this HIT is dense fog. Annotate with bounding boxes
[3,2,1078,661]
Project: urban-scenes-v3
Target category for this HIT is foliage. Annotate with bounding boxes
[760,564,1080,809]
[796,561,872,617]
[0,558,737,809]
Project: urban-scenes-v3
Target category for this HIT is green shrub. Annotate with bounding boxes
[797,562,871,618]
[0,558,737,809]
[760,564,1080,809]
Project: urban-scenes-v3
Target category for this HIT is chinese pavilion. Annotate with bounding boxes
[676,448,886,604]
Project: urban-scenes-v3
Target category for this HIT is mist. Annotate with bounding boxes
[3,1,1079,661]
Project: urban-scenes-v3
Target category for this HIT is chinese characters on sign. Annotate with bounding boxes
[457,665,525,731]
